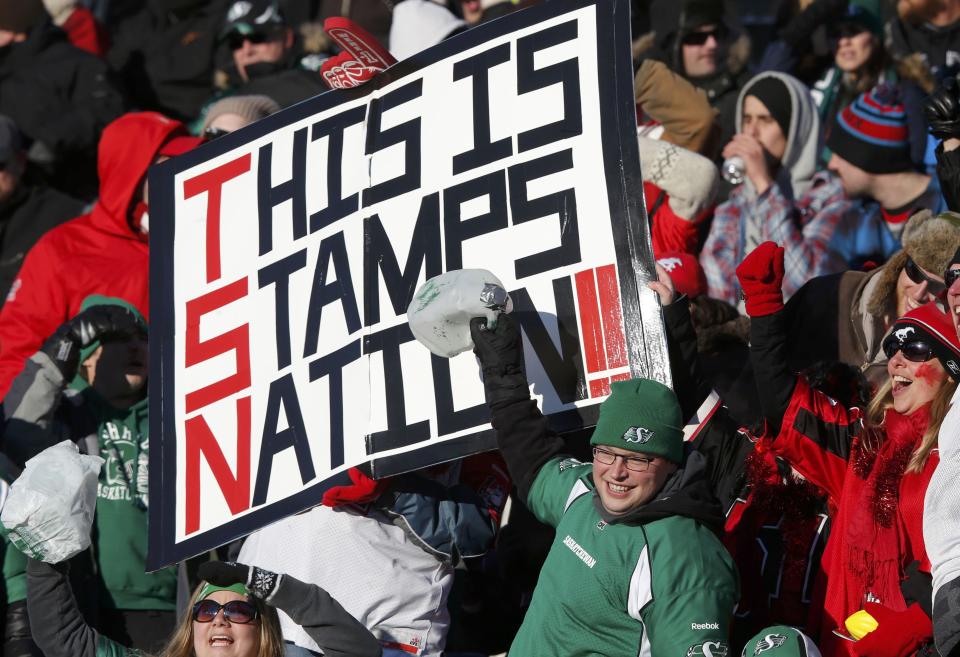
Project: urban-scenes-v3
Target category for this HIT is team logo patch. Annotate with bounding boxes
[622,426,654,443]
[558,458,582,472]
[686,641,728,657]
[893,326,915,342]
[657,256,683,272]
[752,633,787,654]
[226,1,252,22]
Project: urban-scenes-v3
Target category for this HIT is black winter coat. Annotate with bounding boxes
[237,67,328,109]
[107,1,230,122]
[0,23,126,198]
[0,184,84,306]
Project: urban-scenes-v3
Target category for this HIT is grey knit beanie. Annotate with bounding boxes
[202,95,280,133]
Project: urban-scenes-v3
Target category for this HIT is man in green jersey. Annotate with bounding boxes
[470,315,739,656]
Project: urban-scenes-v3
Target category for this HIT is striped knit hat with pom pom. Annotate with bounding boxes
[826,85,912,174]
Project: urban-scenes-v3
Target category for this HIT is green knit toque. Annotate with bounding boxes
[589,379,684,463]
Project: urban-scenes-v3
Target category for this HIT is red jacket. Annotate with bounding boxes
[771,378,935,657]
[644,181,710,258]
[0,112,187,398]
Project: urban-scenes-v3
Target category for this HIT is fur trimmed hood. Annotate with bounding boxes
[866,210,960,316]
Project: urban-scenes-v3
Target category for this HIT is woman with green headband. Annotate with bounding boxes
[24,557,382,657]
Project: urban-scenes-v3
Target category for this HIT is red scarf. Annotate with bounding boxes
[845,405,929,607]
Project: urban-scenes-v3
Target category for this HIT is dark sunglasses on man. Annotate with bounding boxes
[904,257,946,296]
[203,127,231,141]
[192,598,259,624]
[881,334,936,363]
[226,29,280,51]
[944,266,960,289]
[682,27,723,46]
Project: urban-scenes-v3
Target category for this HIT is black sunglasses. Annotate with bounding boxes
[944,267,960,289]
[192,599,259,624]
[904,257,946,295]
[203,127,231,141]
[882,334,936,362]
[226,30,278,51]
[682,28,722,46]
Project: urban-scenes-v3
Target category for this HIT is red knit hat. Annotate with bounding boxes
[887,302,960,379]
[657,251,707,299]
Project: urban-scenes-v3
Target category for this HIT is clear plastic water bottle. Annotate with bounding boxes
[722,156,745,185]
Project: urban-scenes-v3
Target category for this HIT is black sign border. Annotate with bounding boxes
[148,0,648,570]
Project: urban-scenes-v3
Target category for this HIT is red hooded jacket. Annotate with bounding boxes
[0,112,187,398]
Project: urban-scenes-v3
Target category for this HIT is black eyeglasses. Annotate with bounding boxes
[944,267,960,289]
[682,28,722,46]
[592,447,655,472]
[904,257,946,296]
[226,30,279,51]
[882,334,936,362]
[203,127,231,141]
[192,599,259,624]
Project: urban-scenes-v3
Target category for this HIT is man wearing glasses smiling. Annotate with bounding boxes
[469,315,738,656]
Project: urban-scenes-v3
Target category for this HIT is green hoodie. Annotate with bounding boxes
[84,390,176,610]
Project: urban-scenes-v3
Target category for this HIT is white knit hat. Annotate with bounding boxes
[389,0,466,61]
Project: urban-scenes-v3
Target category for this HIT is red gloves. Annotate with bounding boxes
[851,603,933,657]
[735,241,785,317]
[321,467,390,507]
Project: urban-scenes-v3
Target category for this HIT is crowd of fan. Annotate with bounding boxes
[3,0,960,655]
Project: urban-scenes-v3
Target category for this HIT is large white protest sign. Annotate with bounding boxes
[148,0,667,568]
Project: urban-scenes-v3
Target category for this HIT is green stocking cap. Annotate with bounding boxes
[589,379,683,463]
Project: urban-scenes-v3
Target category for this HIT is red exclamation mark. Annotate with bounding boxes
[576,265,629,398]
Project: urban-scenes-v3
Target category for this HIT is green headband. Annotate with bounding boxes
[198,582,249,601]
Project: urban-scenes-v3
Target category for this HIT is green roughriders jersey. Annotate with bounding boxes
[509,457,739,657]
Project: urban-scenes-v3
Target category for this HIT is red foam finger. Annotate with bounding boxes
[324,17,396,69]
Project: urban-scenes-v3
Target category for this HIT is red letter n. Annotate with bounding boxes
[184,396,251,535]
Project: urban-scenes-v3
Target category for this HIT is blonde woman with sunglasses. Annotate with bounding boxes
[25,557,382,657]
[738,242,960,657]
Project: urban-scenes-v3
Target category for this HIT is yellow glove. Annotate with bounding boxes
[845,609,879,640]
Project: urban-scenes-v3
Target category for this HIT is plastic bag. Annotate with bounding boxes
[408,269,513,358]
[1,441,103,563]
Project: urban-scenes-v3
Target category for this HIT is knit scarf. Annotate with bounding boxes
[846,405,929,607]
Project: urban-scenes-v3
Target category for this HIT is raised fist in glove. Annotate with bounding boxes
[321,466,390,507]
[925,77,960,140]
[469,314,524,378]
[198,561,282,601]
[469,314,529,409]
[851,602,933,657]
[735,241,785,317]
[40,305,145,381]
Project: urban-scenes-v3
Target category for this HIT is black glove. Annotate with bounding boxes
[39,305,145,381]
[470,314,525,378]
[197,561,282,601]
[901,559,934,618]
[470,314,529,409]
[925,77,960,140]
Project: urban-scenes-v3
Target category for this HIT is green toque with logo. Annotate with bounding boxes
[589,379,684,463]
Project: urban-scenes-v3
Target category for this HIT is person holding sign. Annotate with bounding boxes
[468,315,738,655]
